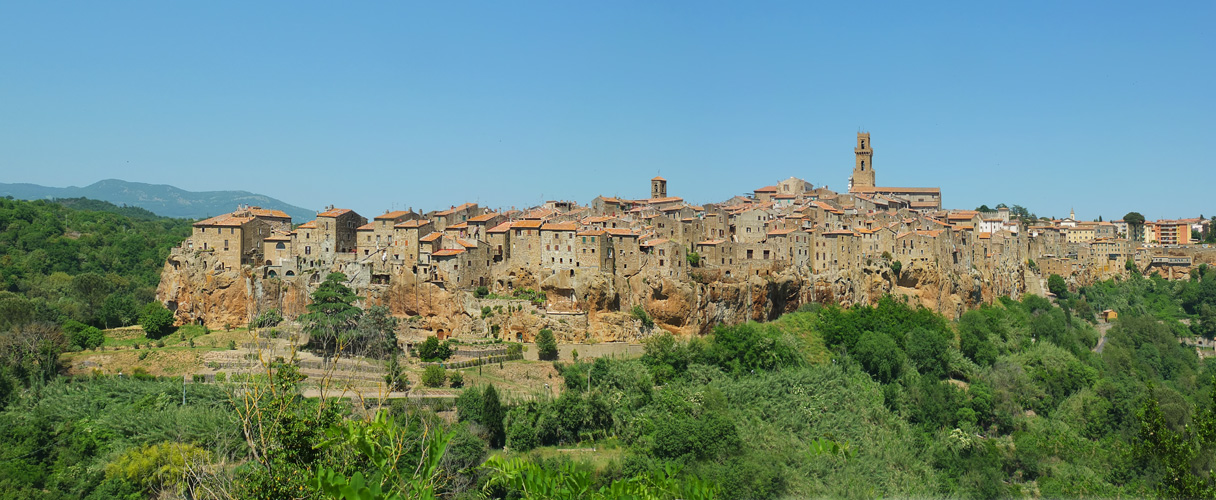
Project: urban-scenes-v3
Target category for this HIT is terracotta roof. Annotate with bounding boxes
[576,229,607,236]
[689,205,704,212]
[767,228,796,235]
[374,210,412,220]
[644,196,683,204]
[604,228,637,236]
[652,176,666,181]
[697,239,726,245]
[420,232,442,242]
[457,238,477,248]
[582,216,616,224]
[194,214,253,227]
[487,221,513,233]
[247,207,291,219]
[432,248,465,257]
[542,222,578,232]
[263,234,291,242]
[978,232,992,239]
[446,222,469,230]
[297,220,318,229]
[641,238,670,247]
[394,219,431,229]
[822,230,856,236]
[851,186,941,194]
[755,185,778,193]
[433,202,477,216]
[512,220,543,229]
[318,208,353,218]
[468,212,500,223]
[356,223,375,230]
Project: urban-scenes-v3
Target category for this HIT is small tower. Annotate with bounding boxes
[850,132,875,190]
[651,176,667,199]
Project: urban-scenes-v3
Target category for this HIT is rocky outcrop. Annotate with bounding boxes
[158,249,1034,341]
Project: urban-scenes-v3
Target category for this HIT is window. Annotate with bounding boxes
[275,242,285,250]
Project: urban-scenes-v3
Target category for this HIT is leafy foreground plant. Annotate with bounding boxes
[313,411,454,500]
[480,456,719,500]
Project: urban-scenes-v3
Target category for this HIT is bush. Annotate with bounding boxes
[422,365,447,387]
[65,321,105,350]
[418,336,452,361]
[1048,274,1068,298]
[631,305,654,328]
[449,370,464,388]
[251,309,283,328]
[536,328,558,361]
[139,302,175,339]
[474,286,489,298]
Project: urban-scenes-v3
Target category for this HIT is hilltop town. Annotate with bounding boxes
[157,134,1214,342]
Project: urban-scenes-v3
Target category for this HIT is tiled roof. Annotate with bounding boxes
[767,228,796,235]
[697,239,726,245]
[641,238,670,247]
[604,228,637,236]
[248,207,291,219]
[394,219,431,229]
[754,185,778,193]
[420,232,442,242]
[297,220,318,229]
[457,238,477,248]
[576,229,607,236]
[194,214,253,227]
[541,222,578,231]
[374,210,413,220]
[356,223,375,231]
[468,212,500,222]
[652,176,666,181]
[487,221,513,233]
[433,202,477,216]
[432,248,465,257]
[512,220,543,229]
[318,208,353,218]
[822,230,857,236]
[446,222,469,230]
[851,186,941,194]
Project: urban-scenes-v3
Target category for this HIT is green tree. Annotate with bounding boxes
[299,272,362,358]
[351,305,398,359]
[1048,274,1068,298]
[1124,211,1146,241]
[481,385,506,448]
[139,301,175,339]
[853,330,903,384]
[535,328,558,361]
[422,365,447,387]
[417,336,451,361]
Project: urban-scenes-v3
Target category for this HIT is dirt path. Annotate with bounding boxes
[1093,322,1113,353]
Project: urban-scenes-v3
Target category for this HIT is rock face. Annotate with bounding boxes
[158,246,1039,342]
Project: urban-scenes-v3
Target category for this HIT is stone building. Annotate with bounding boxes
[190,210,275,271]
[314,207,367,259]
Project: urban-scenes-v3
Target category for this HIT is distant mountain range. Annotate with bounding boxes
[0,179,316,222]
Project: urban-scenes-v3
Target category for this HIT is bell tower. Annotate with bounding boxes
[651,176,667,199]
[850,132,875,190]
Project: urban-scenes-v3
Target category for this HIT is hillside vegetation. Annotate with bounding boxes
[5,196,1216,498]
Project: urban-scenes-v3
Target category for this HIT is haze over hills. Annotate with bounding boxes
[0,179,316,222]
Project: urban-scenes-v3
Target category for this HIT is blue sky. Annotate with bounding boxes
[1,2,1212,221]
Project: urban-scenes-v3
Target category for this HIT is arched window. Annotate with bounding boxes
[861,160,866,169]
